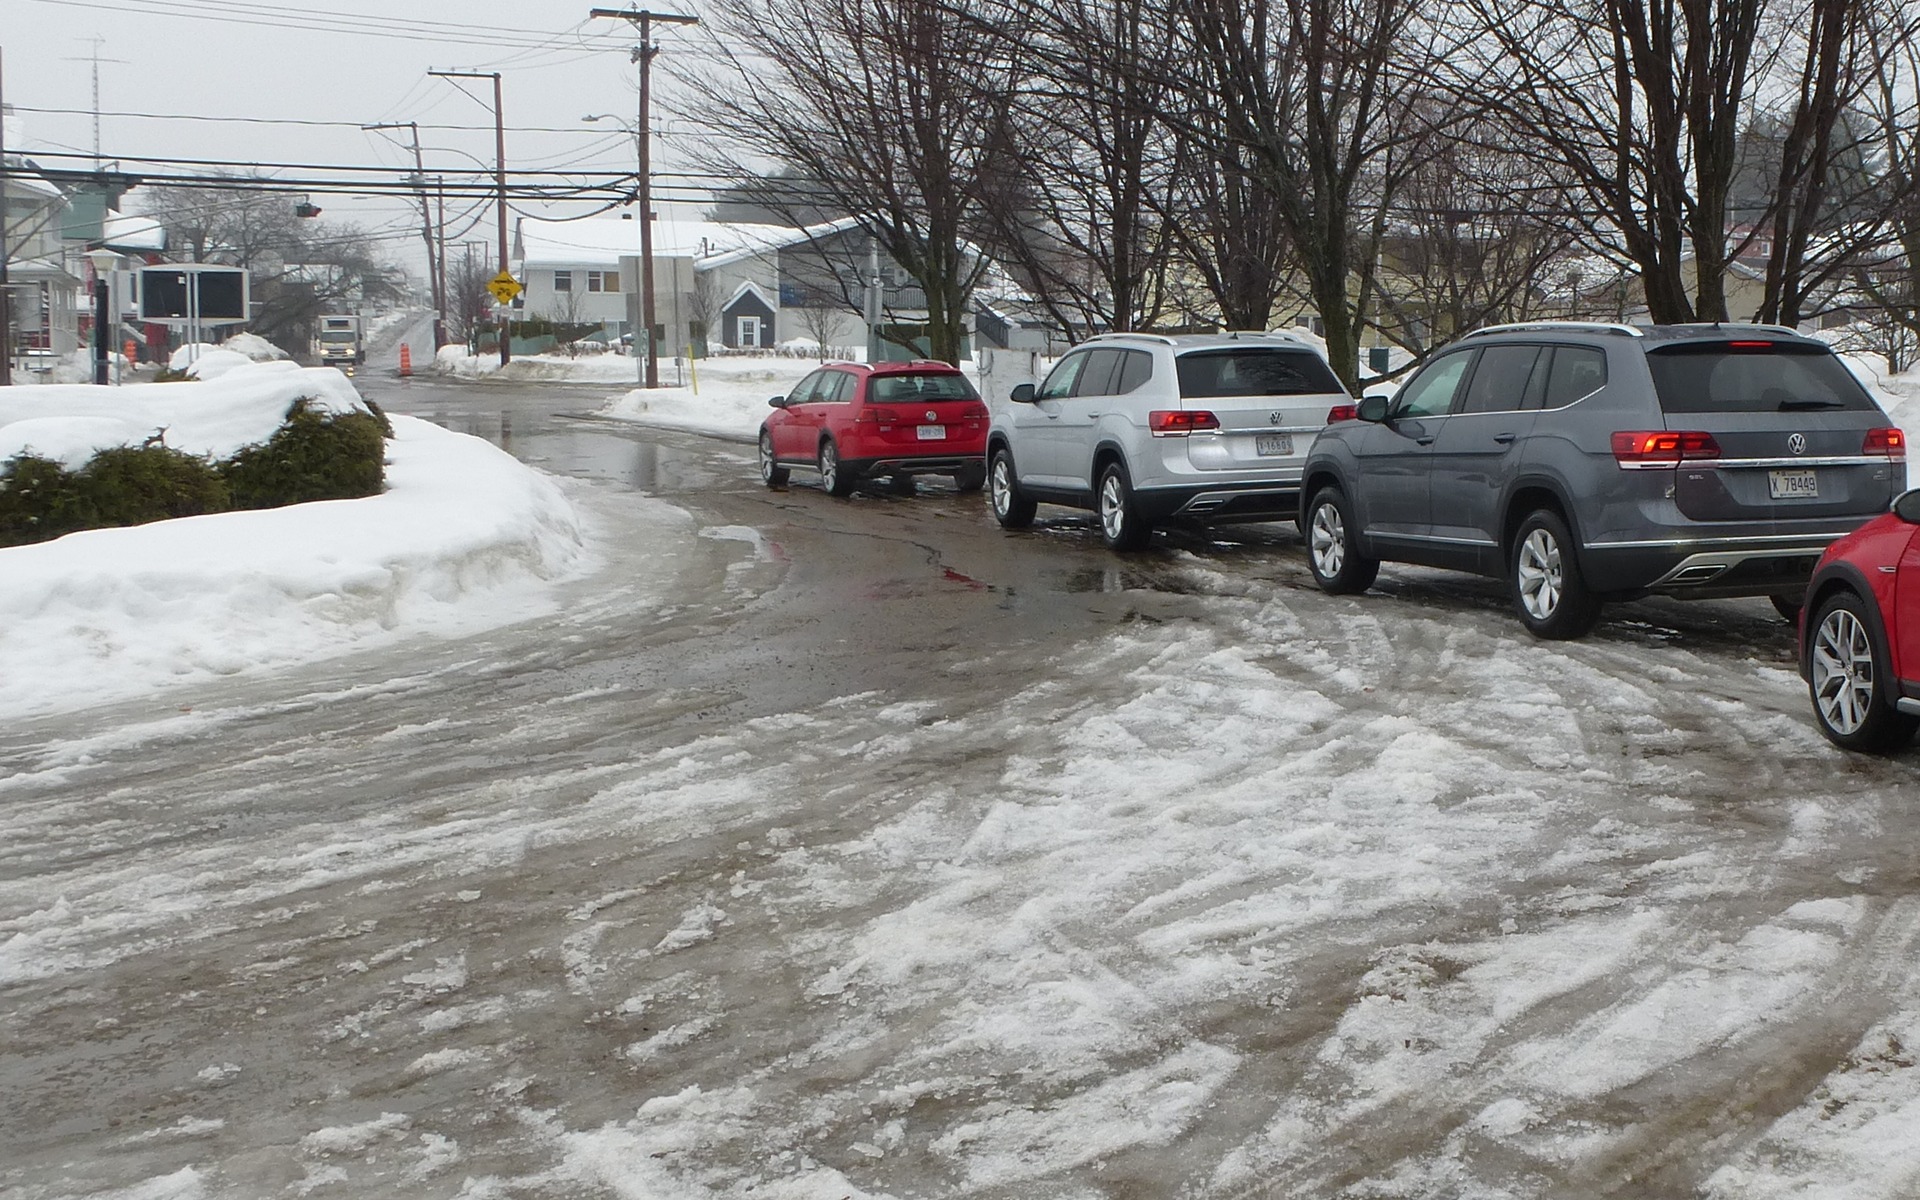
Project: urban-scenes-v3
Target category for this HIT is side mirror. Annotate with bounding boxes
[1895,489,1920,524]
[1009,382,1036,404]
[1356,395,1391,423]
[768,395,788,409]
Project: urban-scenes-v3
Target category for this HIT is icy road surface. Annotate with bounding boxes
[5,380,1920,1199]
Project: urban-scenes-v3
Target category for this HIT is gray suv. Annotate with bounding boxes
[1300,322,1907,638]
[988,331,1352,550]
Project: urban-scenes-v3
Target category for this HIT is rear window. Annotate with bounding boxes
[869,372,978,403]
[1647,343,1878,414]
[1176,349,1343,399]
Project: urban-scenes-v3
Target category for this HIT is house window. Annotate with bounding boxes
[587,271,619,294]
[553,270,572,292]
[738,315,762,348]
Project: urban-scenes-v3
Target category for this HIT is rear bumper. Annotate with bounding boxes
[1582,532,1851,598]
[1136,482,1301,524]
[847,454,985,477]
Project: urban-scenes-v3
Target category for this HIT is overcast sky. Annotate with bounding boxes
[3,0,724,281]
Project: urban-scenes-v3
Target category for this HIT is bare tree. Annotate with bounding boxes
[1171,0,1448,387]
[677,0,1011,364]
[1365,116,1580,358]
[139,182,404,352]
[968,0,1182,339]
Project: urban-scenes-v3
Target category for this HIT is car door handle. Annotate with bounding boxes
[1415,436,1435,446]
[1493,433,1517,445]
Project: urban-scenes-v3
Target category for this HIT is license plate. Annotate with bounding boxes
[1255,433,1293,456]
[917,424,945,441]
[1769,470,1818,499]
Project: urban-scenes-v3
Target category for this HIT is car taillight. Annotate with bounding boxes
[1326,404,1357,423]
[1610,430,1722,464]
[1149,410,1221,436]
[1864,427,1906,460]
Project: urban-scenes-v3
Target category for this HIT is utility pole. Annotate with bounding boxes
[436,176,448,350]
[431,69,511,366]
[364,121,444,351]
[1,45,12,387]
[590,7,698,388]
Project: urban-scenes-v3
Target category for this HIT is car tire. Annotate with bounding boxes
[1510,509,1602,639]
[1770,593,1804,624]
[1807,590,1919,752]
[819,438,857,497]
[1305,485,1379,595]
[759,431,789,488]
[989,448,1036,528]
[954,464,986,493]
[1097,460,1152,552]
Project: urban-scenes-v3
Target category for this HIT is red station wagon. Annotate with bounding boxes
[758,361,989,496]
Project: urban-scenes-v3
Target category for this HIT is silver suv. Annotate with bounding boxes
[1300,322,1908,638]
[987,331,1352,550]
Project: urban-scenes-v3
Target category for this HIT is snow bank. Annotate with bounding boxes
[0,379,590,719]
[1,360,369,464]
[598,357,823,442]
[433,346,653,384]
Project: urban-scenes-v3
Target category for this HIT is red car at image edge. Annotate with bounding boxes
[1801,486,1920,751]
[758,360,989,497]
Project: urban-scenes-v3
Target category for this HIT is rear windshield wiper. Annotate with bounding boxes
[1777,398,1845,410]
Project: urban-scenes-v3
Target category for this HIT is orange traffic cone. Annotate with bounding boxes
[399,344,413,377]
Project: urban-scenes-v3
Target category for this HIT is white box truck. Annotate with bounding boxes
[316,315,366,370]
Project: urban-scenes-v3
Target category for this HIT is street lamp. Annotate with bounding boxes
[84,246,121,386]
[584,113,645,383]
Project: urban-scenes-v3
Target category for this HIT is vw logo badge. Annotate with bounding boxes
[926,409,938,421]
[1270,411,1284,425]
[1789,433,1808,455]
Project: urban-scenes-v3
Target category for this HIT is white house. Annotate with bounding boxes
[2,159,83,362]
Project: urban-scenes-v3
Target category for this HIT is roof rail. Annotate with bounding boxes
[1463,321,1644,339]
[1088,331,1178,346]
[1227,328,1310,344]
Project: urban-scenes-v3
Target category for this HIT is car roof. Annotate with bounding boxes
[825,359,962,375]
[1459,320,1828,350]
[1082,330,1321,354]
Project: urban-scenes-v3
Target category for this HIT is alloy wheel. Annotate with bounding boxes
[991,457,1013,517]
[1100,473,1126,541]
[1310,501,1346,579]
[1812,606,1876,736]
[1516,528,1563,620]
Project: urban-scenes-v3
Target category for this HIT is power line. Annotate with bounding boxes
[27,0,619,52]
[8,104,687,136]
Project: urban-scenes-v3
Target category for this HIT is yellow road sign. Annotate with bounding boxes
[487,272,523,304]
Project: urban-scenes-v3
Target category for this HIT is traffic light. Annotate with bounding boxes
[294,202,322,218]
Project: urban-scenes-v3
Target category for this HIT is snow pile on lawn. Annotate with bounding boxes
[433,345,655,384]
[598,356,823,442]
[0,367,590,720]
[1,360,370,466]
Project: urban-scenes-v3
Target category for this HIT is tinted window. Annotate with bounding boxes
[1395,351,1474,418]
[1540,347,1608,408]
[818,371,855,403]
[869,372,977,402]
[1115,350,1153,394]
[1037,353,1088,401]
[1457,345,1543,414]
[1647,343,1878,414]
[786,371,825,405]
[1176,349,1343,398]
[1074,349,1126,397]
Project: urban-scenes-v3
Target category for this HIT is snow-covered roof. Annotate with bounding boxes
[515,215,801,268]
[102,213,166,253]
[695,217,865,270]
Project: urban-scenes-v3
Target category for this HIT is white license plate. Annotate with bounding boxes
[1255,433,1294,456]
[1769,470,1818,499]
[916,424,946,441]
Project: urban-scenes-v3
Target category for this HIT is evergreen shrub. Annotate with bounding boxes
[0,397,389,548]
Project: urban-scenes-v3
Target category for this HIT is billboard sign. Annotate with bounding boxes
[138,265,249,323]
